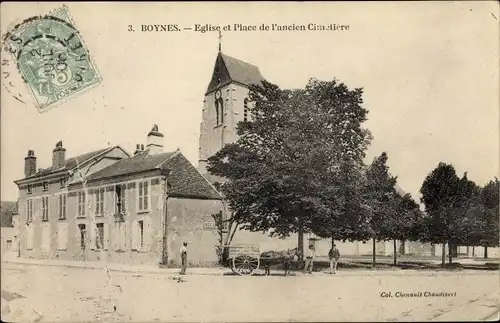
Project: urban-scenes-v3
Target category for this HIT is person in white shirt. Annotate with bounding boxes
[180,242,188,275]
[304,246,315,274]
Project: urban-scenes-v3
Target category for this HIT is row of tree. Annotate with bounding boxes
[207,79,499,266]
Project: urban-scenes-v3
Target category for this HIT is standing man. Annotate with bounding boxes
[180,242,188,275]
[329,244,340,274]
[304,245,315,274]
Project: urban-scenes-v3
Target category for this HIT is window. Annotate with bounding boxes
[78,224,86,249]
[58,194,67,220]
[41,196,49,221]
[132,219,147,251]
[244,98,249,122]
[95,188,104,216]
[215,90,224,126]
[138,220,144,249]
[26,199,33,223]
[42,182,48,191]
[115,184,126,214]
[27,185,33,195]
[77,192,86,217]
[60,178,67,188]
[96,223,104,249]
[138,181,149,212]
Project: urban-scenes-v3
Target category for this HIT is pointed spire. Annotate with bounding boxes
[218,30,222,52]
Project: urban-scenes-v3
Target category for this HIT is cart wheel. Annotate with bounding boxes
[232,255,260,276]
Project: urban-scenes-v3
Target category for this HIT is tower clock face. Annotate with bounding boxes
[215,89,222,100]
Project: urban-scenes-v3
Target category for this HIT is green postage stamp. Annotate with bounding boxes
[2,6,101,112]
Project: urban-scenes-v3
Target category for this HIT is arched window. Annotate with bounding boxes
[244,98,249,122]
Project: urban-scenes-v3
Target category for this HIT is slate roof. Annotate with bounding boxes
[20,147,113,181]
[206,52,264,94]
[86,150,222,200]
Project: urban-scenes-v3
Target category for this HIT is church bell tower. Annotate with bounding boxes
[198,35,264,182]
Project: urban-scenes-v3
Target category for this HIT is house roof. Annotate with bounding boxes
[0,201,17,228]
[86,150,223,200]
[206,52,264,94]
[19,147,114,181]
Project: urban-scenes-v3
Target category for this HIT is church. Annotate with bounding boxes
[196,46,490,259]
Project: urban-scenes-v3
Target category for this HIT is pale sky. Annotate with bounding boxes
[1,2,498,203]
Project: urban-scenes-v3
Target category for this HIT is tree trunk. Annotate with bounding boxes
[441,243,446,266]
[484,246,488,259]
[393,240,397,266]
[472,246,475,258]
[448,242,453,265]
[228,222,238,245]
[298,212,304,263]
[372,238,376,267]
[331,237,335,249]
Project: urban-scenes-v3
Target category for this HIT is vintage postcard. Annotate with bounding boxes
[1,2,499,322]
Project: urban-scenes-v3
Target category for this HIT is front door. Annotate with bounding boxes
[78,224,87,260]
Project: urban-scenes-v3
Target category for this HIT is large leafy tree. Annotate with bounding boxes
[420,163,461,265]
[479,178,500,257]
[389,193,423,265]
[363,152,399,266]
[207,78,372,259]
[449,173,482,248]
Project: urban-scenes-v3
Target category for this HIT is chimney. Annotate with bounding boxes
[52,141,66,169]
[134,144,142,155]
[141,144,145,151]
[24,150,37,177]
[146,125,163,155]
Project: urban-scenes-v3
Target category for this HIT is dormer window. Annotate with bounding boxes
[42,182,48,191]
[60,178,67,188]
[27,185,33,195]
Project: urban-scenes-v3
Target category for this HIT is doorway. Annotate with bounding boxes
[78,224,87,250]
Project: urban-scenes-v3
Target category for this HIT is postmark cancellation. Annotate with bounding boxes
[2,6,101,112]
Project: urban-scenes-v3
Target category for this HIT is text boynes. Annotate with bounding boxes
[140,23,349,33]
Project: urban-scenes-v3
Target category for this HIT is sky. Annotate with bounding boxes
[1,2,499,203]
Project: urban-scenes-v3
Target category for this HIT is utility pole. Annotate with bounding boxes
[161,176,169,266]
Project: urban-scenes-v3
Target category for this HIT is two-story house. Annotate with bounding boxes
[14,125,224,266]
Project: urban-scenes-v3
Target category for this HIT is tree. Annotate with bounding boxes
[420,163,461,266]
[207,78,372,259]
[479,178,500,258]
[390,193,423,265]
[448,173,482,252]
[363,152,399,267]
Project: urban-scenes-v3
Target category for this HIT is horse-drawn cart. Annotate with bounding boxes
[218,244,293,276]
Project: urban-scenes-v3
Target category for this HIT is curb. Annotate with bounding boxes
[2,259,227,276]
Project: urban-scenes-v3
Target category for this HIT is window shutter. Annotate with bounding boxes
[89,222,96,250]
[27,225,34,250]
[58,223,68,250]
[104,222,110,250]
[41,223,50,252]
[144,217,152,251]
[124,221,129,250]
[113,222,118,251]
[131,220,137,250]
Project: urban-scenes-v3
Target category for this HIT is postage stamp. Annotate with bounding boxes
[2,6,101,112]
